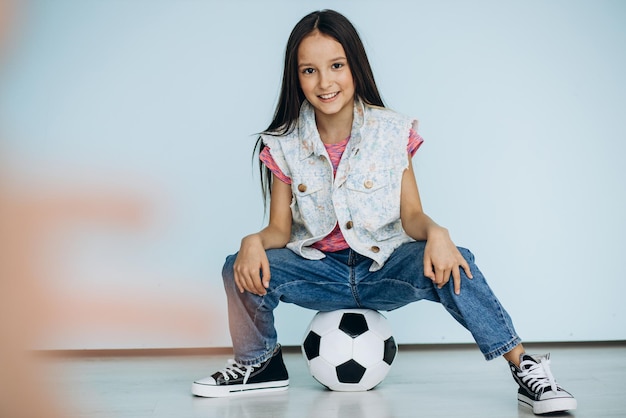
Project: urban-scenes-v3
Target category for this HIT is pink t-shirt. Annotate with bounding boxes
[260,128,424,252]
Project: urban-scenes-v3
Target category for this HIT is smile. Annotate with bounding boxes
[318,92,339,100]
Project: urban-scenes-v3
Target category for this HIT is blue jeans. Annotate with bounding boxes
[221,241,521,365]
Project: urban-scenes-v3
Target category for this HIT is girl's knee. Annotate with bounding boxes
[457,246,475,263]
[221,253,238,288]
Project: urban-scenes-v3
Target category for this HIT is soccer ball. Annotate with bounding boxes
[301,309,397,391]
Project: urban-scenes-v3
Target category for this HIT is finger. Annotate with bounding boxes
[249,269,266,296]
[434,267,445,288]
[237,267,263,295]
[235,277,244,294]
[439,267,455,289]
[461,259,473,279]
[452,266,461,295]
[233,269,245,293]
[261,258,271,289]
[423,257,435,280]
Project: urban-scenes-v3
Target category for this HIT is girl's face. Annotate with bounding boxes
[297,31,355,121]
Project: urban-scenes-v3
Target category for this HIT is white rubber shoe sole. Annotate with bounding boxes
[518,392,578,415]
[192,379,289,398]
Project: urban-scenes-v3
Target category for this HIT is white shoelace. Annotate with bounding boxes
[216,359,259,384]
[517,355,559,393]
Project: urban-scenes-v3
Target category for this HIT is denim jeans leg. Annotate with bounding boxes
[358,241,521,360]
[222,254,277,366]
[222,248,359,365]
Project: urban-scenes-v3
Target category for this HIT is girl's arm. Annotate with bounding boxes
[233,174,292,295]
[400,157,472,294]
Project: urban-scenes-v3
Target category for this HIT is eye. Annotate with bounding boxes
[332,62,345,70]
[301,67,315,75]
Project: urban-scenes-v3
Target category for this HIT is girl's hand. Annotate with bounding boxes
[423,228,473,295]
[233,234,271,296]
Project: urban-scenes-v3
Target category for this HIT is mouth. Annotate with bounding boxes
[318,92,339,100]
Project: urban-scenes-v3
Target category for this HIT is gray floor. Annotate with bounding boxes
[43,343,625,418]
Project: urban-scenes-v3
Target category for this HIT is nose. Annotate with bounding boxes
[319,70,333,89]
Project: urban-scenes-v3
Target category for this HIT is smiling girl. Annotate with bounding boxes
[192,10,576,415]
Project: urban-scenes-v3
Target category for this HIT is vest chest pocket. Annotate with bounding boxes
[290,175,332,229]
[344,169,400,231]
[344,170,391,194]
[292,176,324,197]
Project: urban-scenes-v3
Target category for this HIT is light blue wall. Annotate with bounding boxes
[1,0,625,349]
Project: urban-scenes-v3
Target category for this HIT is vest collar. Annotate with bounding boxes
[298,97,366,160]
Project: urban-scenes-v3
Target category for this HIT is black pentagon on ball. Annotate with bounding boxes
[336,359,367,383]
[338,312,369,338]
[302,331,321,360]
[383,336,397,365]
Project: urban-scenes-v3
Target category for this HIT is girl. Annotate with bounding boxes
[192,9,576,415]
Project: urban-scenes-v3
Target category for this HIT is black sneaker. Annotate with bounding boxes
[192,346,289,397]
[509,353,577,414]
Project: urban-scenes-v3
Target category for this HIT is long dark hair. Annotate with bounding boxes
[255,9,385,205]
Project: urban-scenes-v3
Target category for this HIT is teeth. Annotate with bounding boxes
[319,92,338,100]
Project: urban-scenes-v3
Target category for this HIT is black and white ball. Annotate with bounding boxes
[301,309,397,391]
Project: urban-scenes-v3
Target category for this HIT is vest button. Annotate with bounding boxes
[364,180,373,189]
[370,246,380,253]
[297,183,307,193]
[346,221,353,229]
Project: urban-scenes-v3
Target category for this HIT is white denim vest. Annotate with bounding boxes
[261,98,418,271]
